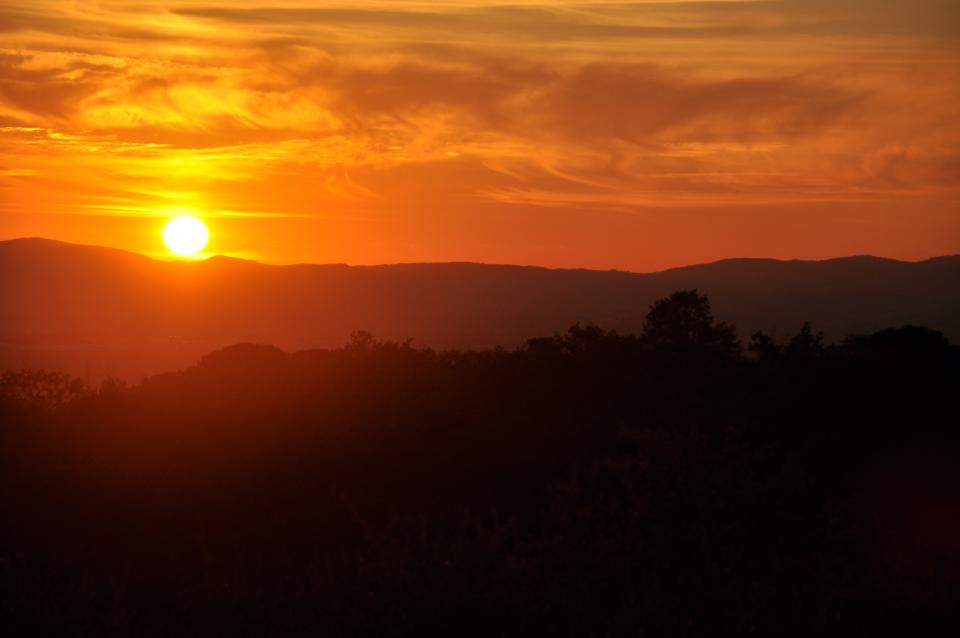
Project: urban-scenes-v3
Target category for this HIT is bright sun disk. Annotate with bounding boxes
[163,215,208,256]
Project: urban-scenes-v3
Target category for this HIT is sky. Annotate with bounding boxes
[1,0,958,270]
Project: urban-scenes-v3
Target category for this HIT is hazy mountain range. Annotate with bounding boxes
[2,238,958,381]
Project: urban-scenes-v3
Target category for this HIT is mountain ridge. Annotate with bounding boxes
[5,236,956,274]
[2,237,958,381]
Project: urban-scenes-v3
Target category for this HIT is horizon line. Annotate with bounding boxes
[2,235,958,276]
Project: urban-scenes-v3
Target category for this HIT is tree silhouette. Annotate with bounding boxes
[0,369,87,412]
[2,294,958,636]
[642,289,739,357]
[748,329,782,363]
[784,321,825,360]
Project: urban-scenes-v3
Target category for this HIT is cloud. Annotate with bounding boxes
[0,0,957,227]
[0,6,187,42]
[0,51,115,119]
[171,1,960,41]
[172,4,744,41]
[520,64,866,144]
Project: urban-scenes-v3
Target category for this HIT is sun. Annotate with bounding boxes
[163,215,208,256]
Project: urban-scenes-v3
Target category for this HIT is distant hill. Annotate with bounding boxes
[2,238,958,380]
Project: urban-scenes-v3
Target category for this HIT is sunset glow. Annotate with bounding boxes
[0,1,957,268]
[3,4,959,629]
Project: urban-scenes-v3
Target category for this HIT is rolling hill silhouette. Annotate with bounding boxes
[2,237,958,380]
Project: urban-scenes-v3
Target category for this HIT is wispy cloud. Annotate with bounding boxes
[0,1,957,267]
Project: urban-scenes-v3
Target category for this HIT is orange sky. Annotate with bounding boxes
[1,0,958,270]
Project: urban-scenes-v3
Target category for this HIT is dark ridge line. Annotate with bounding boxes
[1,236,958,276]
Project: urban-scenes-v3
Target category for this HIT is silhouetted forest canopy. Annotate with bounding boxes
[2,291,958,635]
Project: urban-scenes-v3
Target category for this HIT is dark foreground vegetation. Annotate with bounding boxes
[2,291,958,635]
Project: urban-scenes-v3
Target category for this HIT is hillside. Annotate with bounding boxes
[2,238,958,380]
